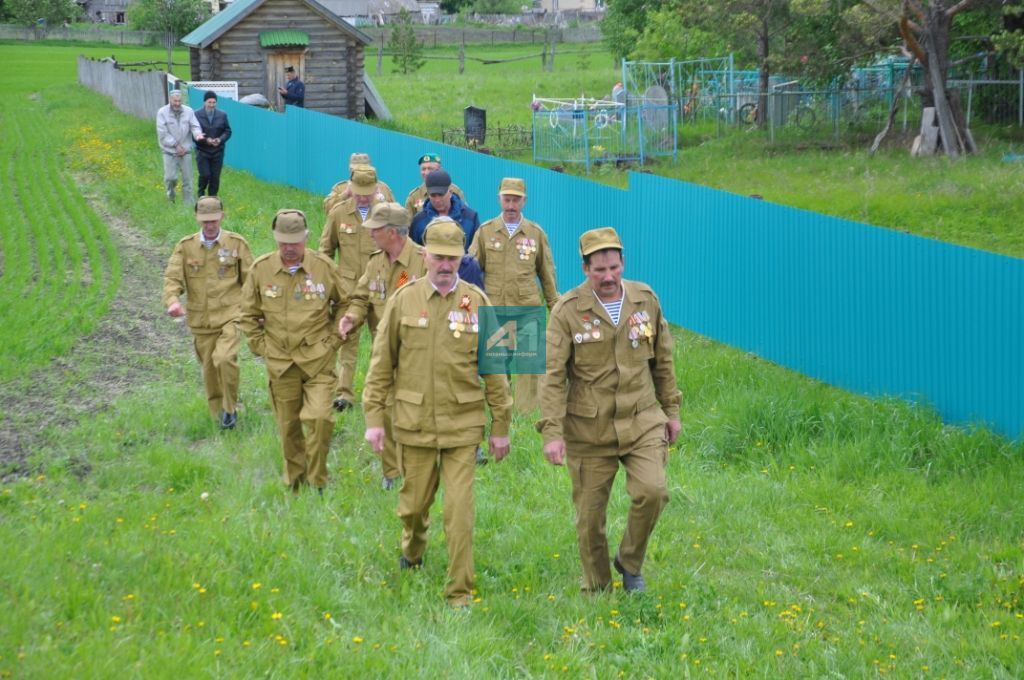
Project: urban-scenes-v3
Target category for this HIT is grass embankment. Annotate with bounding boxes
[1,42,1023,677]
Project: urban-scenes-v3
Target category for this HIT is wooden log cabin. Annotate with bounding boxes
[180,0,371,118]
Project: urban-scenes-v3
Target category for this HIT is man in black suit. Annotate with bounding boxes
[195,91,232,197]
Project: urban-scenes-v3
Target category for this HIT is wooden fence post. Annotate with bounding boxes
[377,35,383,76]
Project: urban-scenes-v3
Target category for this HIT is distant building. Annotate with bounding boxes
[77,0,128,24]
[535,0,603,12]
[318,0,421,25]
[181,0,373,119]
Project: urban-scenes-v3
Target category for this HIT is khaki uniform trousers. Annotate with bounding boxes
[268,362,336,489]
[192,323,240,418]
[567,433,669,591]
[511,373,540,415]
[333,325,362,402]
[334,316,377,403]
[380,391,399,480]
[398,443,476,606]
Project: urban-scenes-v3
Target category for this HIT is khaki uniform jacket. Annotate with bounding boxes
[469,217,559,309]
[319,196,385,299]
[403,182,465,218]
[162,230,254,333]
[363,277,512,448]
[345,238,428,333]
[538,280,681,456]
[323,180,394,215]
[240,249,345,379]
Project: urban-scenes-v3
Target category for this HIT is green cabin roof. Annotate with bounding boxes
[259,30,310,47]
[181,0,370,49]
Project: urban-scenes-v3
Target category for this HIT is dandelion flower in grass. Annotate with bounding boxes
[323,612,332,620]
[352,636,364,644]
[271,612,283,621]
[251,583,262,590]
[111,616,122,623]
[775,649,783,657]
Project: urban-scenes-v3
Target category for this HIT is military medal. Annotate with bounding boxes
[592,330,601,339]
[396,270,409,288]
[418,311,428,327]
[574,333,583,343]
[459,295,471,311]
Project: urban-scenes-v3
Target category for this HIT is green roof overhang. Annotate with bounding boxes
[259,30,310,48]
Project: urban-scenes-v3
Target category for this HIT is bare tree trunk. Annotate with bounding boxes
[914,3,977,158]
[871,57,917,154]
[757,16,770,125]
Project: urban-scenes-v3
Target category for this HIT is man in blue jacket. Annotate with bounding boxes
[411,169,483,288]
[278,65,305,108]
[410,170,479,248]
[195,91,232,197]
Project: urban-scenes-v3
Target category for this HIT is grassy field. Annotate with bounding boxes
[1,41,1024,677]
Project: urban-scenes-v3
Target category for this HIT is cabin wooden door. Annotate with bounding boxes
[267,52,306,111]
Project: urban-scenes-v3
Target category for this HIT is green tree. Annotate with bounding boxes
[127,0,210,72]
[993,1,1024,68]
[389,8,426,75]
[601,0,652,62]
[630,5,729,61]
[127,0,209,34]
[4,0,80,26]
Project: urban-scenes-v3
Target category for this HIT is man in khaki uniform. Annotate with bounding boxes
[319,165,386,411]
[403,152,466,219]
[241,210,345,492]
[323,152,395,215]
[363,217,512,608]
[163,196,253,429]
[469,177,559,413]
[337,202,428,490]
[538,227,682,593]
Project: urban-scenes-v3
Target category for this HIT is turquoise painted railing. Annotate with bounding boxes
[206,92,1024,440]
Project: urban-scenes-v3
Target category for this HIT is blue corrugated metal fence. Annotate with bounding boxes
[204,91,1024,440]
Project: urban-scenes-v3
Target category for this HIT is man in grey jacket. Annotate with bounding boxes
[156,90,204,204]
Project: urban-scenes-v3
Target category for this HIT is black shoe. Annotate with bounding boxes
[475,446,487,466]
[219,411,237,430]
[613,555,646,592]
[399,554,422,570]
[332,398,353,412]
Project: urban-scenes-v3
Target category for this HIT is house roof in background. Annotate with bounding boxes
[181,0,370,49]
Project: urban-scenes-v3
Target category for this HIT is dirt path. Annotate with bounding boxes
[0,191,193,481]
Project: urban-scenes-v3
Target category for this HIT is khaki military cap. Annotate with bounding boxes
[349,152,371,166]
[498,177,526,197]
[363,201,410,230]
[579,226,623,256]
[350,165,378,196]
[423,217,465,257]
[272,209,308,243]
[195,196,223,222]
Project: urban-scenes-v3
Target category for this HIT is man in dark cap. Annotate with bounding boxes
[195,90,232,197]
[410,169,479,247]
[404,153,466,219]
[278,65,305,108]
